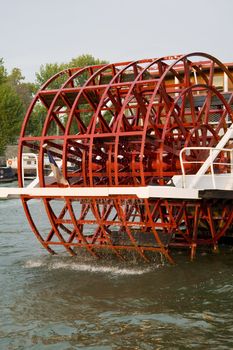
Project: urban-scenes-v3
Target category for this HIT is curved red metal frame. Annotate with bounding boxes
[18,52,233,262]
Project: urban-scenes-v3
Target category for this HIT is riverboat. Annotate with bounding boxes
[1,52,233,264]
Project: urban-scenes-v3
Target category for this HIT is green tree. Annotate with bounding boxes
[24,104,47,137]
[69,54,108,87]
[0,61,30,154]
[32,54,109,134]
[0,82,24,154]
[69,54,107,68]
[0,58,7,85]
[7,67,35,112]
[35,54,108,89]
[35,62,67,90]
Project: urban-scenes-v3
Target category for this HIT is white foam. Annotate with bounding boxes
[50,261,151,275]
[24,259,44,268]
[25,259,153,275]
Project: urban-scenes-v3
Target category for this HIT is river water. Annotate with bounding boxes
[1,183,233,349]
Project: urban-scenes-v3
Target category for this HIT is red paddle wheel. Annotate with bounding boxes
[18,53,233,262]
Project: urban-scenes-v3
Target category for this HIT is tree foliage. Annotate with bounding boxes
[69,54,107,68]
[7,67,35,112]
[0,54,108,155]
[0,59,35,155]
[35,54,108,88]
[32,54,109,135]
[0,81,24,154]
[35,62,67,90]
[0,58,7,85]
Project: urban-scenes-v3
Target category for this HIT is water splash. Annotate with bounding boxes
[51,261,152,275]
[24,258,154,275]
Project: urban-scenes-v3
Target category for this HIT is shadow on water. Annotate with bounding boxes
[1,198,233,348]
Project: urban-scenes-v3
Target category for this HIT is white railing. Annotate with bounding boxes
[179,147,233,189]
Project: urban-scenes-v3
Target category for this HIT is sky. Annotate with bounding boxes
[1,0,233,82]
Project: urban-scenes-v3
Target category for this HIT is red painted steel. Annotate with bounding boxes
[18,53,233,262]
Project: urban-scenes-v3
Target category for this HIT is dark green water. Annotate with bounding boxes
[1,192,233,349]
